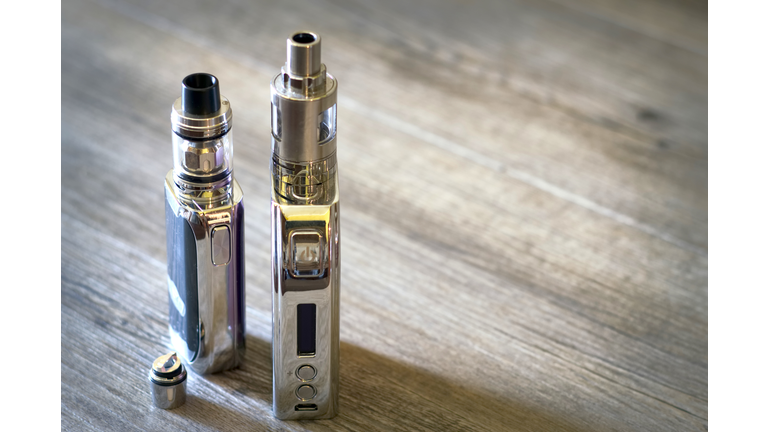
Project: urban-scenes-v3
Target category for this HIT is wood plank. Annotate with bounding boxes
[62,0,707,430]
[98,0,708,253]
[546,0,707,54]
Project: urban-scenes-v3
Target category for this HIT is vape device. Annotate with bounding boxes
[271,32,340,419]
[165,73,245,374]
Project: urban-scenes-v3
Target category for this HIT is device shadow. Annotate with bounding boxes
[170,335,588,431]
[163,335,274,429]
[208,334,273,401]
[331,342,591,432]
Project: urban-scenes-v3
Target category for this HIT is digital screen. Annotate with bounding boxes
[297,303,316,356]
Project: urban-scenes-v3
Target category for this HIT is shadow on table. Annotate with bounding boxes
[168,335,588,431]
[332,342,590,432]
[164,335,274,429]
[213,334,273,398]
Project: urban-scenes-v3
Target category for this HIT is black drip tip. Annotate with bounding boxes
[181,73,221,115]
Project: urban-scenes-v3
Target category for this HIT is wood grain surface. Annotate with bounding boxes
[61,0,707,430]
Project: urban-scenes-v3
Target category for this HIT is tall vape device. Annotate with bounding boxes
[271,32,340,419]
[165,73,245,374]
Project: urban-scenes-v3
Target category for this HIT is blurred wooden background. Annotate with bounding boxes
[61,0,707,430]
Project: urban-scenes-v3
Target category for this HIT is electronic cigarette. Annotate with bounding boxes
[271,32,340,419]
[165,73,245,374]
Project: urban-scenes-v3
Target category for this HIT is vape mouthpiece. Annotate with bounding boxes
[272,31,337,164]
[181,73,221,116]
[170,72,234,182]
[287,32,321,76]
[171,72,231,140]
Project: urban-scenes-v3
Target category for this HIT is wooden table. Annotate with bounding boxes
[61,0,707,430]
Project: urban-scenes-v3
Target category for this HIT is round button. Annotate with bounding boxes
[296,384,316,401]
[296,365,316,381]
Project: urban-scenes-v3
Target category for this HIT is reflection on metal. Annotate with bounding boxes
[271,31,340,420]
[165,73,245,375]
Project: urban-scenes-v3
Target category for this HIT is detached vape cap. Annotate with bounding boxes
[149,352,187,409]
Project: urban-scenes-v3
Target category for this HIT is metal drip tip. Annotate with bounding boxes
[149,352,187,409]
[287,32,322,77]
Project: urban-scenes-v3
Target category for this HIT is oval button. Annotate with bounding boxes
[211,226,231,266]
[296,384,316,401]
[296,365,316,381]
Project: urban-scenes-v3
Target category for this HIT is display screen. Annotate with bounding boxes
[297,303,316,356]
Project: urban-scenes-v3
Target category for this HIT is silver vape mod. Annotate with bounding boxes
[165,73,245,374]
[271,32,340,419]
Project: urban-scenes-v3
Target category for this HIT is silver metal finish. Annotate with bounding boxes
[165,74,245,375]
[165,172,245,374]
[271,31,340,420]
[171,97,232,140]
[296,385,317,401]
[271,31,337,164]
[211,225,231,266]
[149,352,187,409]
[297,365,317,381]
[287,32,322,77]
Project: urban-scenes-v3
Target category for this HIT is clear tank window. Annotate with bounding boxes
[272,103,282,140]
[317,104,336,144]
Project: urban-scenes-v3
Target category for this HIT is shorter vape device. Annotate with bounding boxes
[271,32,340,419]
[165,73,245,374]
